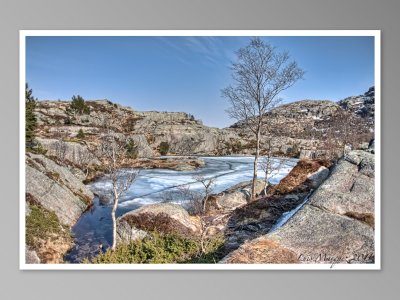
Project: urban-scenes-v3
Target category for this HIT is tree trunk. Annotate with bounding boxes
[111,189,119,251]
[251,129,261,200]
[202,194,208,214]
[200,218,207,254]
[263,170,270,196]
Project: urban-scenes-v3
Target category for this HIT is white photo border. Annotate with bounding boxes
[19,30,381,270]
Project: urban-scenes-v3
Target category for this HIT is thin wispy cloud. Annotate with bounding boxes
[184,36,227,66]
[157,36,229,67]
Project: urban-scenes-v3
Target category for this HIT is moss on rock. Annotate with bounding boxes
[26,204,73,263]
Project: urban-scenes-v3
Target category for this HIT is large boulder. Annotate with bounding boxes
[345,150,374,166]
[207,180,266,212]
[309,150,374,224]
[306,166,329,188]
[25,153,93,226]
[117,203,200,244]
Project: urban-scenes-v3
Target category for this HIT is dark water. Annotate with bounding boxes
[64,198,138,263]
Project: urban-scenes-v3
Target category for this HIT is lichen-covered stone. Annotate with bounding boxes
[25,249,41,264]
[25,153,93,226]
[207,180,266,212]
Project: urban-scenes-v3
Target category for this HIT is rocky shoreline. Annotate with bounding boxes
[101,147,373,265]
[25,145,375,264]
[25,88,375,264]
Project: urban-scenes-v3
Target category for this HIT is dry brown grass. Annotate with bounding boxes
[123,158,203,170]
[35,235,73,264]
[269,159,332,195]
[224,238,298,264]
[123,212,198,237]
[344,211,375,229]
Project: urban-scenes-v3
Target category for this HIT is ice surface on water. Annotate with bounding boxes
[90,156,297,209]
[66,156,297,263]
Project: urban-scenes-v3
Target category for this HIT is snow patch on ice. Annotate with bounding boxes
[269,191,312,232]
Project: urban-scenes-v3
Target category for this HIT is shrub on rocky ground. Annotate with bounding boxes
[26,143,48,155]
[87,232,224,264]
[26,204,73,263]
[76,129,85,139]
[26,205,70,247]
[159,141,170,155]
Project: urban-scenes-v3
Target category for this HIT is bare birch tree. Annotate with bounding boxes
[259,139,289,195]
[193,175,215,214]
[76,147,94,178]
[191,175,216,254]
[222,37,304,200]
[98,132,139,250]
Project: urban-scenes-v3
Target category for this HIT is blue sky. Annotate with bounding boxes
[26,35,374,128]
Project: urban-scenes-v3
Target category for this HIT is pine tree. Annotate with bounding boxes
[69,95,90,115]
[25,83,37,148]
[76,129,85,139]
[125,139,138,159]
[159,142,170,155]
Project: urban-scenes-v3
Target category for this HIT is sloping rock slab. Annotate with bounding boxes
[25,153,93,226]
[222,204,374,264]
[309,151,374,226]
[37,138,99,166]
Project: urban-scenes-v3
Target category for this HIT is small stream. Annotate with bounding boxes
[65,156,298,263]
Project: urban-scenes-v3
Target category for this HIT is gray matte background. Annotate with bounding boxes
[0,0,398,299]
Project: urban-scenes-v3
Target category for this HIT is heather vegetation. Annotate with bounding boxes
[87,232,224,264]
[26,203,73,263]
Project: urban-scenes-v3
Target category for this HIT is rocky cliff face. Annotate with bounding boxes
[231,88,374,159]
[34,99,241,157]
[338,86,375,130]
[33,87,374,160]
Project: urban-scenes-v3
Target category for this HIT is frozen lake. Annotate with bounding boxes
[65,156,297,263]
